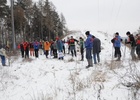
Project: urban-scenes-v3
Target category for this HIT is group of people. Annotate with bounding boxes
[0,30,140,68]
[17,32,102,69]
[111,31,140,61]
[19,37,65,60]
[18,36,85,61]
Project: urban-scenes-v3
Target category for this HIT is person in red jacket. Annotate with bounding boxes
[68,36,79,57]
[136,34,140,59]
[23,41,29,58]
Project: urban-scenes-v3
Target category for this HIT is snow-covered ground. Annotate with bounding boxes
[0,31,140,100]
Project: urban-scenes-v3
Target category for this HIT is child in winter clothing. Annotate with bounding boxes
[0,48,8,66]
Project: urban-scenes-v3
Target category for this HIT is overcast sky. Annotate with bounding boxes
[35,0,140,36]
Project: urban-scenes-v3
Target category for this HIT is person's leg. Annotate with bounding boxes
[114,47,117,58]
[63,45,65,54]
[46,50,49,58]
[54,49,58,58]
[21,50,24,58]
[131,47,136,60]
[93,53,97,64]
[86,48,93,68]
[1,56,6,66]
[97,53,100,63]
[34,50,37,57]
[116,47,121,60]
[80,48,84,60]
[74,47,77,57]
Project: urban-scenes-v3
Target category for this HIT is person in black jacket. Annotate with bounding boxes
[20,42,24,58]
[92,36,101,64]
[126,31,136,60]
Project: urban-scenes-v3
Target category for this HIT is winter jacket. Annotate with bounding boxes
[114,35,121,47]
[56,40,63,51]
[23,42,29,51]
[85,34,93,49]
[44,41,50,51]
[93,38,101,54]
[69,39,78,46]
[79,39,84,49]
[0,48,7,57]
[52,41,57,50]
[33,42,40,50]
[126,34,136,47]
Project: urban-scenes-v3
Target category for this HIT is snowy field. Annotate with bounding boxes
[0,31,140,100]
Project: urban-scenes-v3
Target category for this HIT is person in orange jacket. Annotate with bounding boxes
[44,40,50,58]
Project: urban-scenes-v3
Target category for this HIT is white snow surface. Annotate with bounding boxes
[0,31,140,100]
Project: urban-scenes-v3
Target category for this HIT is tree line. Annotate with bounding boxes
[0,0,68,49]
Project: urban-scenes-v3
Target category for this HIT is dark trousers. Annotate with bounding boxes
[21,50,24,58]
[45,50,49,58]
[86,48,92,59]
[70,45,76,57]
[80,48,84,60]
[53,49,57,58]
[115,47,121,57]
[34,49,39,58]
[136,46,140,58]
[68,45,70,54]
[0,55,6,66]
[63,46,65,54]
[25,50,29,58]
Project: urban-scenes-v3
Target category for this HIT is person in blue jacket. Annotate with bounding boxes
[56,37,64,60]
[112,32,122,61]
[33,40,40,58]
[85,31,93,68]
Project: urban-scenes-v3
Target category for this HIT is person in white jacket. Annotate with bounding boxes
[0,48,8,66]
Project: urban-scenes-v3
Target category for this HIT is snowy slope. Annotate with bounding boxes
[0,31,140,100]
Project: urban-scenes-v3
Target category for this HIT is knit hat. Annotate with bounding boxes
[126,31,130,35]
[85,31,90,35]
